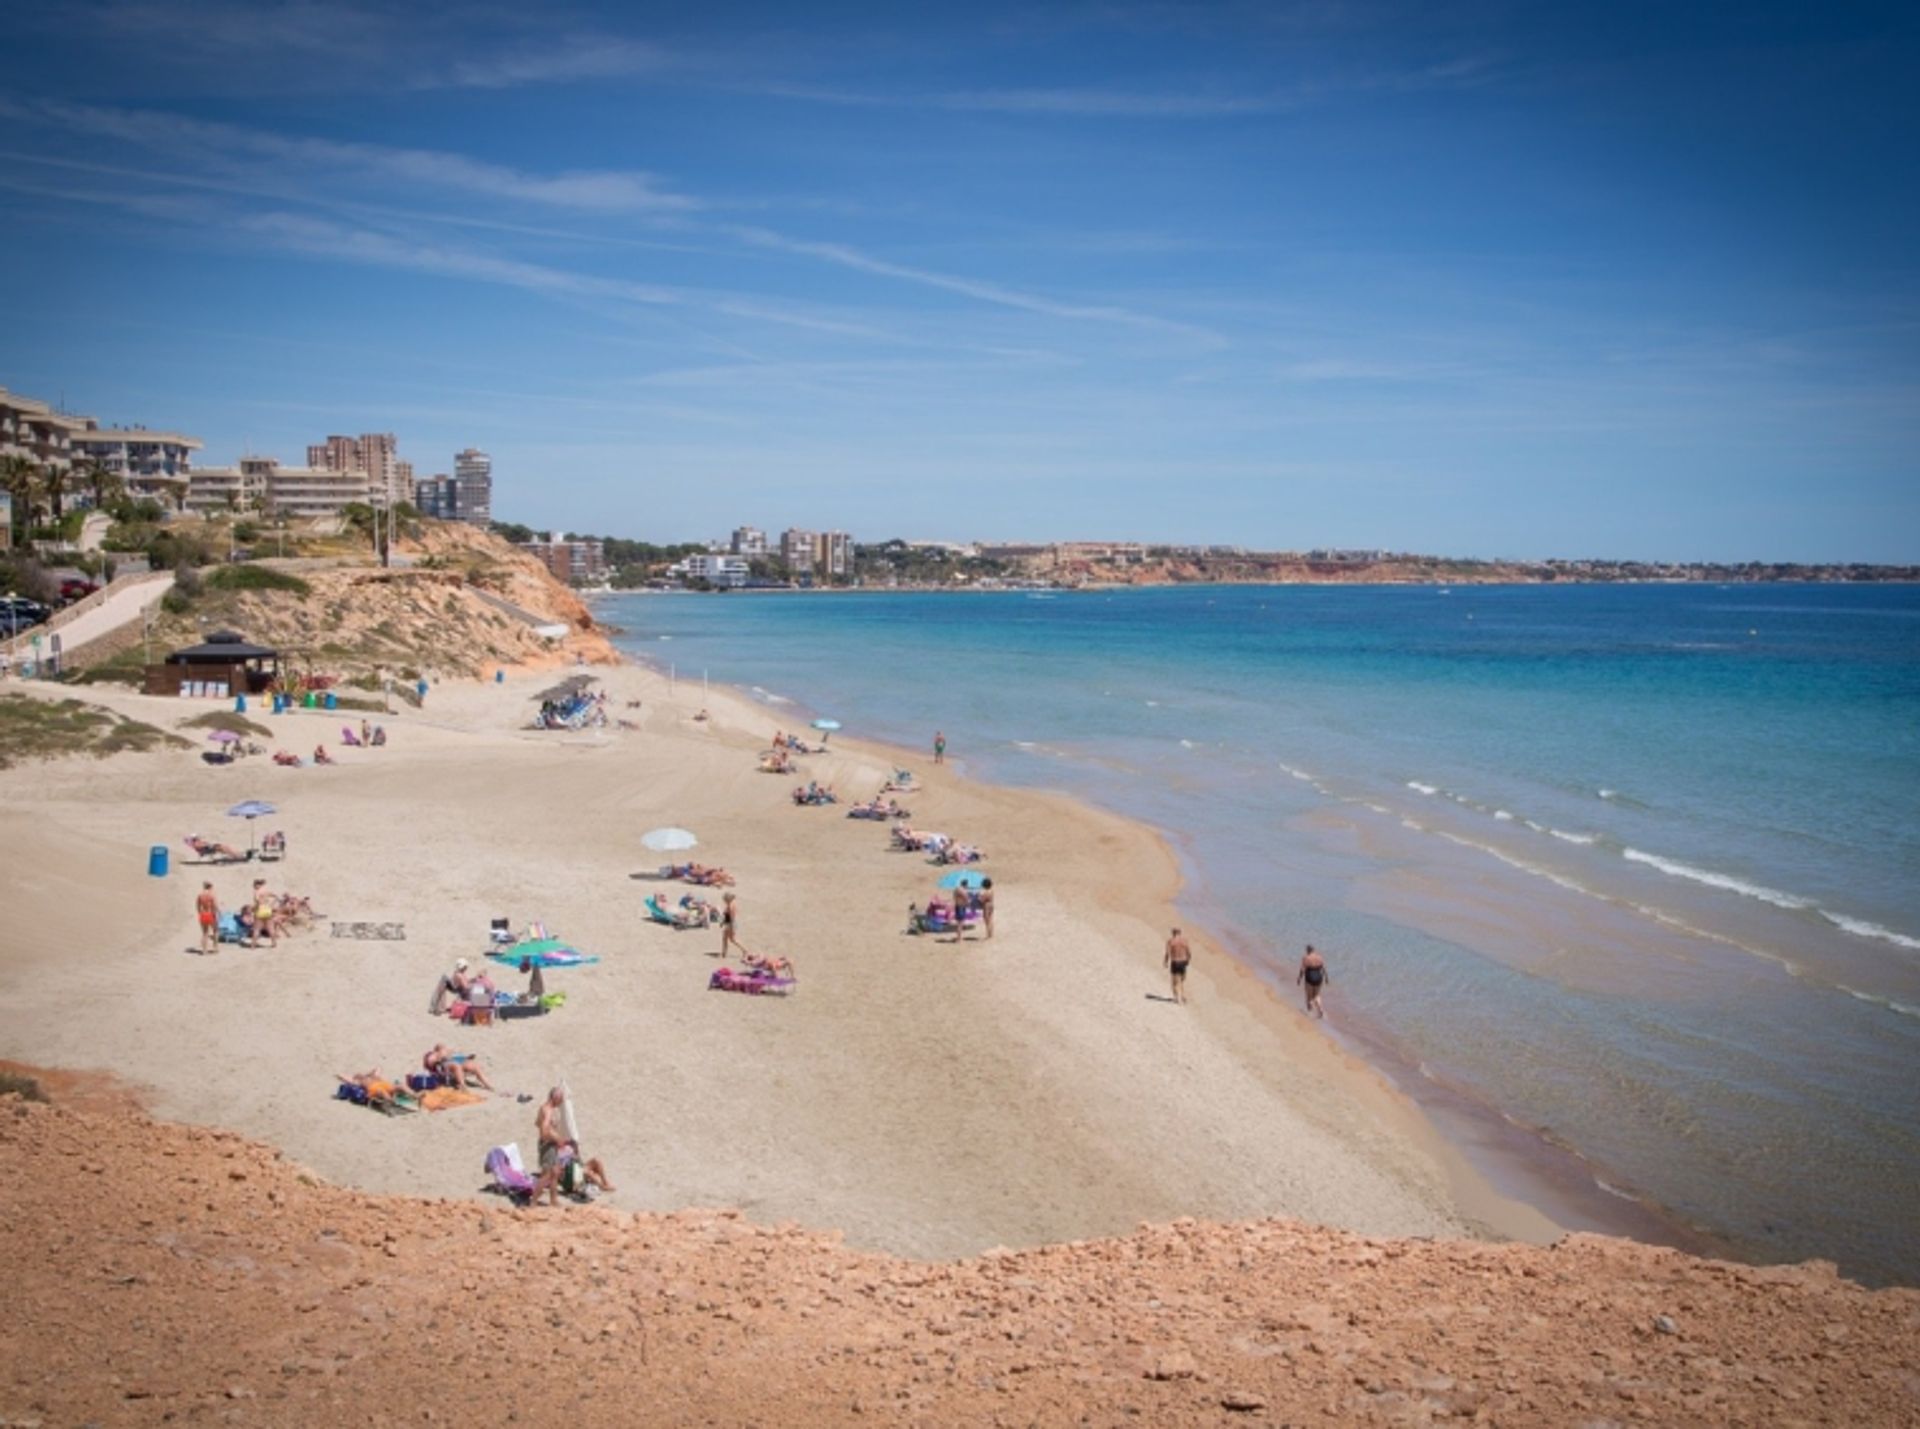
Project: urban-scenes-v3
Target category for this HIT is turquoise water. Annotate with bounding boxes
[602,584,1920,1284]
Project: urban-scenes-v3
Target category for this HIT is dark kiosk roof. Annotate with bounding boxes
[165,630,280,663]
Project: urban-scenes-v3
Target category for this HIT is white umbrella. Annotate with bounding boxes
[641,827,698,852]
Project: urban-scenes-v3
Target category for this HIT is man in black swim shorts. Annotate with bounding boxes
[1164,927,1192,1004]
[1297,944,1329,1019]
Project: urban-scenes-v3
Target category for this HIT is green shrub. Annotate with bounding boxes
[203,565,310,597]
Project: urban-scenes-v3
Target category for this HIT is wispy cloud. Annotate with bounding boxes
[725,224,1221,342]
[426,35,675,90]
[1,99,697,213]
[752,82,1282,117]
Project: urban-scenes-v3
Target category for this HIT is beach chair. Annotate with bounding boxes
[645,894,700,930]
[488,917,513,949]
[486,1143,539,1203]
[340,726,363,747]
[184,835,248,864]
[260,831,287,861]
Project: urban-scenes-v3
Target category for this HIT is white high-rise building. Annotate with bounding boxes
[452,448,492,526]
[730,525,767,556]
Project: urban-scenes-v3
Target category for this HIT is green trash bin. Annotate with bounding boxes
[302,691,316,708]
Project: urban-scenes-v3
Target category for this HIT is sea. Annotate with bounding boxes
[600,582,1920,1285]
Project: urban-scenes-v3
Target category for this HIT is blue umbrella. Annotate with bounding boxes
[811,718,841,730]
[226,799,277,855]
[937,870,986,890]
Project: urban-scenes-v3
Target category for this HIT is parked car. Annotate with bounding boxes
[0,597,51,633]
[59,578,99,603]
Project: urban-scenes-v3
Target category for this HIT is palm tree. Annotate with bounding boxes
[78,460,124,512]
[0,455,43,547]
[39,462,72,522]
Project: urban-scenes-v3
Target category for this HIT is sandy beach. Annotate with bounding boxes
[0,656,1558,1258]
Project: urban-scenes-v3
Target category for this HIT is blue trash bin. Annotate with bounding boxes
[324,692,338,711]
[235,693,248,713]
[495,669,505,684]
[148,845,169,878]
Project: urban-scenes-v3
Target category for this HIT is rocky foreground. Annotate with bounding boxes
[2,1095,1914,1427]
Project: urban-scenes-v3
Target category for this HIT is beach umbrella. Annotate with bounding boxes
[207,729,240,744]
[811,718,841,731]
[496,936,593,969]
[641,826,698,852]
[937,870,987,891]
[226,799,276,854]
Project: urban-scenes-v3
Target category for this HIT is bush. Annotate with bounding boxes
[0,1071,47,1102]
[233,521,260,543]
[203,565,310,597]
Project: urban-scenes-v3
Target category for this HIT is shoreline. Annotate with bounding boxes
[620,635,1714,1258]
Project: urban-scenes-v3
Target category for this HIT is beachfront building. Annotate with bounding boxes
[519,532,607,586]
[779,527,816,575]
[675,553,750,588]
[730,525,767,557]
[307,432,414,508]
[452,448,492,525]
[185,458,271,515]
[813,530,853,579]
[70,421,203,509]
[413,474,456,520]
[0,386,85,473]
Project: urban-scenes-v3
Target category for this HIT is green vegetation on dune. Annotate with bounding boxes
[0,695,192,769]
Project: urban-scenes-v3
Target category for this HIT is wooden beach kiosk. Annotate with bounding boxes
[146,629,281,698]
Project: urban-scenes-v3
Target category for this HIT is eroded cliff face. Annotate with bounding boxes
[2,1093,1913,1427]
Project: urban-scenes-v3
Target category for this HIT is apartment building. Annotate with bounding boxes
[812,530,853,578]
[678,553,750,587]
[307,432,413,507]
[186,456,370,519]
[519,533,607,586]
[413,474,457,520]
[0,386,85,472]
[70,421,203,508]
[452,448,492,525]
[779,527,816,574]
[730,525,767,556]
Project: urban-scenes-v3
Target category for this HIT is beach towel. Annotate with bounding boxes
[418,1087,484,1112]
[486,948,597,969]
[709,966,796,996]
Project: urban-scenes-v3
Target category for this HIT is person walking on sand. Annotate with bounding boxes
[248,877,278,949]
[195,882,220,954]
[719,891,745,960]
[1164,927,1191,1004]
[535,1087,615,1204]
[979,877,995,939]
[1297,944,1329,1019]
[933,730,946,764]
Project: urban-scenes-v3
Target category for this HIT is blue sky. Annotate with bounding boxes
[0,1,1914,560]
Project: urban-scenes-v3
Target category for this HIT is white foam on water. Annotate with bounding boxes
[1493,809,1515,821]
[1145,699,1161,707]
[657,634,673,640]
[1622,848,1813,911]
[1821,912,1920,952]
[1598,788,1620,800]
[1407,781,1439,796]
[1400,818,1424,831]
[1363,802,1390,814]
[1550,829,1599,845]
[1593,1177,1644,1204]
[750,686,794,705]
[1840,985,1920,1020]
[1435,831,1592,896]
[1280,764,1315,783]
[1179,739,1196,749]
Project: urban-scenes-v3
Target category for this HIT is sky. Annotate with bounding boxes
[0,1,1915,561]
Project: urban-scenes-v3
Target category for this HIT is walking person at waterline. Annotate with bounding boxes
[1164,927,1191,1004]
[1297,944,1329,1019]
[933,730,946,765]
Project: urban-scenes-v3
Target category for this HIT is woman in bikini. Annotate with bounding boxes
[1296,944,1330,1019]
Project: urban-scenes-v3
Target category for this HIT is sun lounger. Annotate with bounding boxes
[644,894,703,929]
[486,1143,538,1203]
[184,835,249,864]
[260,831,287,861]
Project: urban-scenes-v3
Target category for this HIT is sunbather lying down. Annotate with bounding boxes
[273,750,303,766]
[741,950,796,978]
[185,835,247,862]
[663,862,735,886]
[335,1068,401,1106]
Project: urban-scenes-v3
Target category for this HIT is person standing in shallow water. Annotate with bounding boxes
[1164,927,1191,1003]
[1297,944,1329,1019]
[933,730,946,764]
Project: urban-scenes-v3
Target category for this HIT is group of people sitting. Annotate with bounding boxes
[661,862,736,886]
[340,721,388,748]
[770,730,823,755]
[791,781,837,806]
[644,892,719,929]
[429,956,550,1018]
[758,748,796,774]
[847,793,911,821]
[334,1043,493,1112]
[194,876,314,953]
[906,882,994,938]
